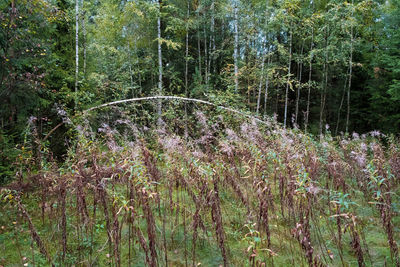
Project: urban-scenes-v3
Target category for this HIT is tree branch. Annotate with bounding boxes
[83,95,271,125]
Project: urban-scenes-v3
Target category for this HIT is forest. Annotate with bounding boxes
[0,0,400,266]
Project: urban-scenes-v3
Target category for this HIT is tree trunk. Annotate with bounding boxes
[295,42,304,125]
[185,0,189,139]
[185,2,189,95]
[82,0,86,76]
[256,41,266,115]
[197,2,202,83]
[75,0,79,110]
[234,3,239,93]
[305,29,313,133]
[204,24,208,87]
[245,36,250,106]
[283,28,292,128]
[319,27,329,137]
[128,42,135,97]
[346,3,353,134]
[135,40,142,95]
[264,52,271,116]
[157,0,163,117]
[335,69,349,135]
[209,0,215,79]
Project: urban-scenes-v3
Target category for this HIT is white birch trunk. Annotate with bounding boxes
[75,0,79,109]
[305,28,313,133]
[295,42,304,125]
[346,2,353,134]
[204,24,208,86]
[185,1,189,139]
[197,3,202,83]
[234,3,239,93]
[264,53,271,116]
[157,0,163,116]
[335,68,349,135]
[82,0,86,76]
[256,41,266,115]
[319,27,328,137]
[208,0,215,78]
[283,28,292,128]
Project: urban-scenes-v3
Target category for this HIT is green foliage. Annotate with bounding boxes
[0,131,19,184]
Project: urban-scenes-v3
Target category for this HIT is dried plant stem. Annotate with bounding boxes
[17,197,52,263]
[59,179,67,262]
[211,175,228,267]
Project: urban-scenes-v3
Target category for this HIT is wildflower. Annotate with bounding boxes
[219,141,233,156]
[55,105,71,124]
[160,135,182,152]
[28,116,37,125]
[225,128,239,142]
[350,151,366,167]
[360,143,367,151]
[370,130,381,137]
[195,111,207,128]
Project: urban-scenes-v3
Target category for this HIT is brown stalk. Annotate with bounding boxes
[59,178,67,262]
[210,175,228,267]
[348,216,365,267]
[140,189,158,267]
[17,197,52,263]
[112,198,121,267]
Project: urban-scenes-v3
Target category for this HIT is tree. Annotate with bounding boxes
[233,0,239,93]
[157,0,163,117]
[75,0,79,110]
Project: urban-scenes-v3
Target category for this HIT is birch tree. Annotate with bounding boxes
[305,27,313,133]
[75,0,79,109]
[283,27,292,128]
[82,0,87,76]
[256,40,266,115]
[345,0,354,134]
[157,0,163,117]
[233,1,239,93]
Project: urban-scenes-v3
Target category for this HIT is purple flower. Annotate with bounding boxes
[28,116,37,125]
[370,130,381,137]
[352,132,360,140]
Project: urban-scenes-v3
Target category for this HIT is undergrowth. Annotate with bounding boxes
[0,107,399,267]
